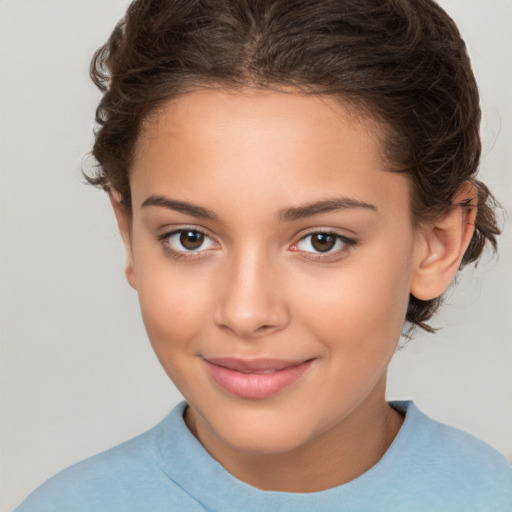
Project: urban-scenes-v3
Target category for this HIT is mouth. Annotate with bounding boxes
[202,357,314,399]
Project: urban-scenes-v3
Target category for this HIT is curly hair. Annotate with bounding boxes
[87,0,500,334]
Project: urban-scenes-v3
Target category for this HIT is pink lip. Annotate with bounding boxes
[203,357,314,399]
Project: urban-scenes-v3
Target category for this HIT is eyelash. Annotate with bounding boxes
[291,230,357,261]
[157,228,357,262]
[157,228,216,261]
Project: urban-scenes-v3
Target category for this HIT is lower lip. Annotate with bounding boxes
[203,359,313,399]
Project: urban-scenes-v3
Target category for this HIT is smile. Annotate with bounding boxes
[203,357,314,399]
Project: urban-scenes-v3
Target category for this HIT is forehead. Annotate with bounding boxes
[131,88,410,219]
[136,88,383,166]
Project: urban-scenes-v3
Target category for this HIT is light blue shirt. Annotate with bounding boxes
[14,401,512,511]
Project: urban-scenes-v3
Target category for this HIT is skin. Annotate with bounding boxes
[112,88,476,492]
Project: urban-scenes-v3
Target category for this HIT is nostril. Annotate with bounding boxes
[258,325,275,332]
[217,322,277,338]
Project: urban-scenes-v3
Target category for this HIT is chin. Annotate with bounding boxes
[201,403,318,456]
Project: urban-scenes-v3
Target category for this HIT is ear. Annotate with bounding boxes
[410,182,477,301]
[110,192,137,290]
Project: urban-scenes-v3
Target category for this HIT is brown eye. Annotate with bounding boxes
[294,231,356,257]
[311,233,336,252]
[160,228,216,256]
[179,230,205,250]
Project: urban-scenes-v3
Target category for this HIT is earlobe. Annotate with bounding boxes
[410,182,477,301]
[110,193,137,290]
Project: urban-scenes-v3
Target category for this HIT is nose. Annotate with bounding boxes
[213,250,290,339]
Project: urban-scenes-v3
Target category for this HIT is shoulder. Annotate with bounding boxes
[386,401,512,510]
[13,403,205,512]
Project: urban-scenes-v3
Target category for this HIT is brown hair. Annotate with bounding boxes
[87,0,500,334]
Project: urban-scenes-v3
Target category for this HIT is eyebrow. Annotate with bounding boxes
[277,197,378,222]
[142,195,219,220]
[141,195,378,222]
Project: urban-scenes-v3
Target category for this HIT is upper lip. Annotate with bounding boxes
[203,357,311,373]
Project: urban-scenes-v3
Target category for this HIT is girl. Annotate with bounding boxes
[11,0,512,510]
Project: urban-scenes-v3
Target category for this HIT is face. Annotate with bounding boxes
[122,88,421,456]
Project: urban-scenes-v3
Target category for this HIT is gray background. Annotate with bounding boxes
[1,1,511,510]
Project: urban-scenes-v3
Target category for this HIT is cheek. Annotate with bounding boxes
[135,259,211,352]
[293,246,413,357]
[135,268,212,394]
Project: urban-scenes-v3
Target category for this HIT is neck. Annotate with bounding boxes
[186,377,404,493]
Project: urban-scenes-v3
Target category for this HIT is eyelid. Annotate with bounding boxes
[290,229,357,259]
[157,226,356,261]
[157,226,219,258]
